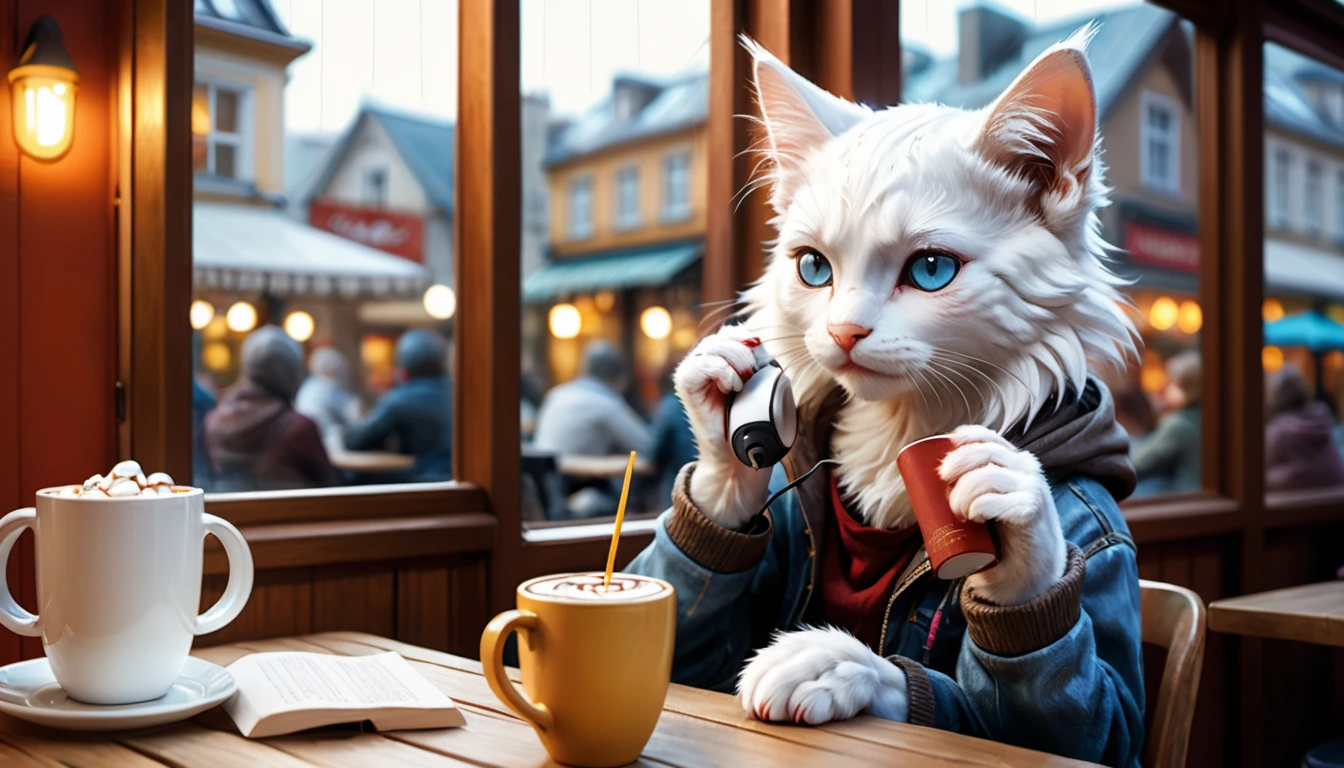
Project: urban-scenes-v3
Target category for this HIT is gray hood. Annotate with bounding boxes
[1008,376,1137,501]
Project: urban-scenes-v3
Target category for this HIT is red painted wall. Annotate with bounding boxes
[0,0,117,664]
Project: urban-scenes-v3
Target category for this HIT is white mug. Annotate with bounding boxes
[0,487,253,705]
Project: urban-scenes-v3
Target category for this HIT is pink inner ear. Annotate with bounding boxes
[1021,50,1096,169]
[754,60,832,169]
[984,47,1097,177]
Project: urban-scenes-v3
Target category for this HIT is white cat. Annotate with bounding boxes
[673,28,1138,725]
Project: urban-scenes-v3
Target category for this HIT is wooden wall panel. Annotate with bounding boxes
[397,563,451,653]
[0,0,118,665]
[196,567,313,648]
[0,0,21,674]
[1258,523,1344,768]
[312,566,396,638]
[197,556,489,660]
[445,554,489,658]
[1137,536,1233,768]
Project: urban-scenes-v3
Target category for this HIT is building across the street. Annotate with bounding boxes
[191,0,429,398]
[526,73,709,410]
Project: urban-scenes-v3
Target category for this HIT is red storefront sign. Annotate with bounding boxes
[1124,220,1198,273]
[309,200,425,263]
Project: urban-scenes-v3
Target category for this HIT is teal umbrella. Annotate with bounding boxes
[1264,310,1344,353]
[1264,310,1344,398]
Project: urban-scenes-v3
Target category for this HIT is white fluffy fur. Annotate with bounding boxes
[672,30,1136,724]
[738,626,909,724]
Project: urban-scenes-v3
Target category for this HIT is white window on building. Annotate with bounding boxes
[191,81,250,181]
[662,151,691,221]
[615,166,641,229]
[1305,159,1324,238]
[569,177,593,239]
[1271,147,1292,230]
[362,168,389,208]
[1140,91,1180,193]
[1336,169,1344,245]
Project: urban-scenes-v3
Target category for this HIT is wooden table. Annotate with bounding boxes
[556,454,654,479]
[328,450,415,474]
[0,633,1095,767]
[1208,580,1344,647]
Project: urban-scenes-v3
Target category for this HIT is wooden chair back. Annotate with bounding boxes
[1140,579,1207,768]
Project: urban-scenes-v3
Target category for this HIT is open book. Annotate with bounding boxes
[222,651,468,738]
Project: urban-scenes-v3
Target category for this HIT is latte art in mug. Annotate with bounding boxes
[523,573,669,601]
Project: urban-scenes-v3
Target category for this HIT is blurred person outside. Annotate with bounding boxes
[345,328,454,481]
[205,326,341,491]
[295,346,361,450]
[1131,350,1202,494]
[1265,363,1344,491]
[650,364,696,506]
[533,340,652,516]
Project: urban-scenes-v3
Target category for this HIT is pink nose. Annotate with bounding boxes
[827,323,871,353]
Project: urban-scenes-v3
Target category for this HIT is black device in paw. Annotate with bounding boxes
[726,360,797,469]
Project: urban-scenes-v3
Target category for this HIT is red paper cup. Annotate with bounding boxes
[897,435,999,580]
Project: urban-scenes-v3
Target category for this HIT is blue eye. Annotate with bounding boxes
[904,251,961,292]
[796,249,833,288]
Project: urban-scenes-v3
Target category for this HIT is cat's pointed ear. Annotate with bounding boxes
[744,35,868,212]
[978,25,1098,203]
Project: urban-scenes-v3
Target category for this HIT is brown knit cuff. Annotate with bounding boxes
[961,544,1086,657]
[663,462,772,574]
[886,656,936,727]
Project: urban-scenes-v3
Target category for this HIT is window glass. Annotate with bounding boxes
[902,1,1203,498]
[1262,43,1344,498]
[662,151,690,220]
[1306,160,1324,238]
[190,1,458,492]
[215,88,240,134]
[1272,147,1293,228]
[616,166,640,228]
[569,177,593,239]
[1142,92,1179,192]
[520,0,709,525]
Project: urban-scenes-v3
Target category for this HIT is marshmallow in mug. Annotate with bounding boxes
[57,461,190,498]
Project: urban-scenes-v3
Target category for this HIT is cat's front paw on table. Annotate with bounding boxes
[738,627,908,726]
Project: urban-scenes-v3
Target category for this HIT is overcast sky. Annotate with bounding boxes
[269,0,1143,134]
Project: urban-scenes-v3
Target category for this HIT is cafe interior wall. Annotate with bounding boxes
[0,0,118,664]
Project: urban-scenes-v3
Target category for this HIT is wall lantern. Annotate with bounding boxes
[8,17,79,162]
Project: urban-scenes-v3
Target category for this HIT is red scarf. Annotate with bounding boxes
[819,476,922,652]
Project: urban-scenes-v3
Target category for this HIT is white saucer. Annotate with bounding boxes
[0,657,236,731]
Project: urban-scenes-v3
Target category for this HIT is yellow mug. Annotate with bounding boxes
[481,572,675,768]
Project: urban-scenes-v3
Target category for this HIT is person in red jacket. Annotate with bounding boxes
[205,325,341,491]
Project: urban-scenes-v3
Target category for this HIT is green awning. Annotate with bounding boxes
[523,241,702,303]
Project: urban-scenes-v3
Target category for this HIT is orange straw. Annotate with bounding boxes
[603,451,637,590]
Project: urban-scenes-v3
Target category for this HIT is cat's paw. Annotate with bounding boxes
[939,425,1066,605]
[738,627,908,725]
[674,324,772,528]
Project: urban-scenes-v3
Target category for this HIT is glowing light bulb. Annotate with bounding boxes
[640,306,672,340]
[225,301,257,333]
[1149,296,1178,331]
[189,300,215,331]
[549,303,582,339]
[1262,298,1285,322]
[1177,300,1202,335]
[423,284,457,320]
[284,310,315,342]
[1262,346,1284,372]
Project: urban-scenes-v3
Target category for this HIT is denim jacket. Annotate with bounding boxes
[626,381,1145,766]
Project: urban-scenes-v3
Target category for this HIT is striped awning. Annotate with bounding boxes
[193,202,429,298]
